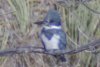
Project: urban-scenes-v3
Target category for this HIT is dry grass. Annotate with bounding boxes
[0,0,100,67]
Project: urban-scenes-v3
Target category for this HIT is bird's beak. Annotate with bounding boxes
[34,21,44,25]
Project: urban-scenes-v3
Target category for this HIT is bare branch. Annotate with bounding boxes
[0,39,100,57]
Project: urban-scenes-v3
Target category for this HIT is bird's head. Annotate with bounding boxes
[34,10,61,27]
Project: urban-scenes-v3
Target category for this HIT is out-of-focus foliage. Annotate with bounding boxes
[0,0,100,67]
[8,0,29,33]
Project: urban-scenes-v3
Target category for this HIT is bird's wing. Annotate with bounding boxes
[58,30,67,49]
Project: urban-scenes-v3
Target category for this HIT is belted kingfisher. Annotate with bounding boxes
[35,9,67,62]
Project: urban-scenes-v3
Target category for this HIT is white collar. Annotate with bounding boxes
[43,25,61,29]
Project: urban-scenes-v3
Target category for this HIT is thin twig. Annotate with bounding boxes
[0,10,16,16]
[56,0,100,14]
[81,2,100,14]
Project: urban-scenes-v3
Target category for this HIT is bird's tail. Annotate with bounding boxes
[54,55,66,62]
[59,55,66,62]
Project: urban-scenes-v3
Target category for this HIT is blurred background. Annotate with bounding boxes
[0,0,100,67]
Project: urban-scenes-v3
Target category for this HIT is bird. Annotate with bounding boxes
[34,9,67,62]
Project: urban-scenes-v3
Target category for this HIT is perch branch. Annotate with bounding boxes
[0,39,99,56]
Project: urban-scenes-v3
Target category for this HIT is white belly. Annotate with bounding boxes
[41,34,60,50]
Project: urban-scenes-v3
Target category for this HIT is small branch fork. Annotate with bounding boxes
[0,39,100,57]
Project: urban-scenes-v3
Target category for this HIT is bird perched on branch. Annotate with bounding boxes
[34,9,67,62]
